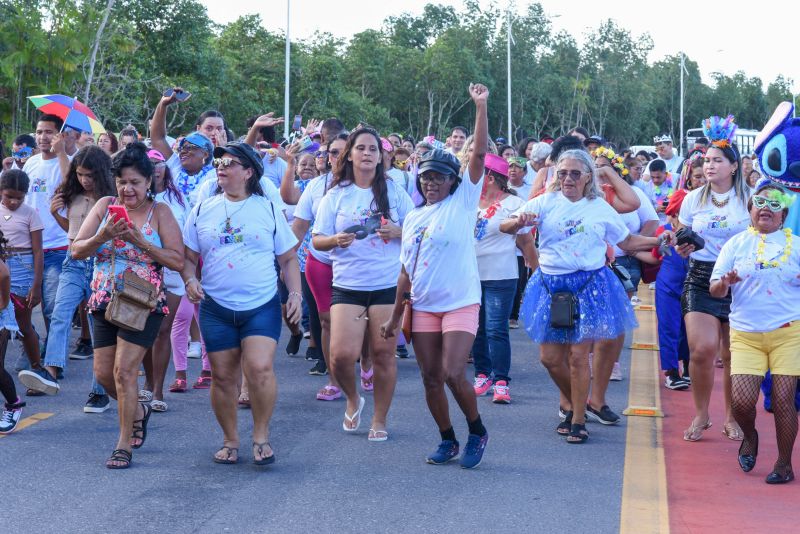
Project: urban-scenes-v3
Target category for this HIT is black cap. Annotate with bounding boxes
[583,135,605,147]
[213,142,264,177]
[417,149,460,178]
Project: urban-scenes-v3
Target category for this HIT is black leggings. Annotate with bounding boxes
[0,329,17,405]
[301,271,323,359]
[510,256,530,321]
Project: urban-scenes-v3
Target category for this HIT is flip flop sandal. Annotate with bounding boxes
[213,446,239,464]
[316,385,342,401]
[722,422,744,441]
[138,389,153,402]
[168,379,187,393]
[683,420,712,442]
[193,376,212,389]
[343,396,366,433]
[252,442,275,466]
[131,402,152,449]
[361,367,374,392]
[150,399,168,412]
[566,423,589,444]
[556,411,573,436]
[238,394,251,408]
[368,429,389,442]
[106,448,132,469]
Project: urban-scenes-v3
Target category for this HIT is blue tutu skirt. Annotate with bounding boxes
[520,267,638,344]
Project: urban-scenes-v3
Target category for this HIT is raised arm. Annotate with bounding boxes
[150,88,188,160]
[245,113,285,148]
[467,83,489,183]
[279,143,303,205]
[598,166,640,214]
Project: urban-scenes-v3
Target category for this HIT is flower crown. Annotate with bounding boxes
[702,115,737,149]
[592,147,629,177]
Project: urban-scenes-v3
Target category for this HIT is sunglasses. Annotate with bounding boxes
[178,141,203,155]
[213,157,245,170]
[752,195,785,212]
[556,170,588,181]
[315,151,327,158]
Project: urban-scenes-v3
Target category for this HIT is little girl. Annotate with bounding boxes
[0,170,44,393]
[0,233,24,433]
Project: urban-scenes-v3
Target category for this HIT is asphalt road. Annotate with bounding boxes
[2,314,632,533]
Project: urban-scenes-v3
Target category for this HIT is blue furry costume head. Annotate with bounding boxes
[754,102,800,233]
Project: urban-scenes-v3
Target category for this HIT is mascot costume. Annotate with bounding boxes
[754,101,800,411]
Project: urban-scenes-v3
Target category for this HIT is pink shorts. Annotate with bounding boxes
[306,254,333,313]
[412,304,480,335]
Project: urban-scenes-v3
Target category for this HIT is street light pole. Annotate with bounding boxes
[283,0,291,139]
[679,52,685,157]
[506,6,512,143]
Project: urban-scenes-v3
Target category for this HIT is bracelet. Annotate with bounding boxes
[288,291,302,299]
[184,277,198,286]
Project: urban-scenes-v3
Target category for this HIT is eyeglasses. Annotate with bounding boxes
[213,157,245,169]
[556,170,588,181]
[752,195,785,212]
[419,173,451,185]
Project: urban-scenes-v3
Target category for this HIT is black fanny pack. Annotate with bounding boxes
[610,262,634,293]
[544,271,597,329]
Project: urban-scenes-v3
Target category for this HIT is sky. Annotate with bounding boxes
[201,0,798,93]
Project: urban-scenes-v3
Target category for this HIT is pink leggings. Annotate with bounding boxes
[171,295,210,372]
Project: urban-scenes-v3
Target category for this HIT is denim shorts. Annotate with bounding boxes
[7,253,34,296]
[199,294,282,352]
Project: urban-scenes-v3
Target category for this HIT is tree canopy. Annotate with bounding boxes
[1,0,793,151]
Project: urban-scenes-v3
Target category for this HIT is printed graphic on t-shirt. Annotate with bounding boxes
[562,218,585,238]
[474,201,500,241]
[708,215,728,229]
[30,179,47,193]
[219,220,245,245]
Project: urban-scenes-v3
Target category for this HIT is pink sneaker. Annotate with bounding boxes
[492,381,511,404]
[316,385,342,401]
[473,374,493,396]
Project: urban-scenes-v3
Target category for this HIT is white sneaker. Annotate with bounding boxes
[630,295,642,305]
[649,282,656,290]
[0,404,22,434]
[610,362,623,381]
[187,341,202,359]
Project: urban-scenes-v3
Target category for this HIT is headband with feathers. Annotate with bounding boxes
[702,115,737,149]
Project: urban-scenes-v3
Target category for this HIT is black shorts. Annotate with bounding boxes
[91,311,164,349]
[331,286,397,308]
[681,259,731,322]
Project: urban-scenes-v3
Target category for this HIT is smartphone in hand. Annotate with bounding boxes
[163,88,191,102]
[292,115,302,130]
[108,205,131,224]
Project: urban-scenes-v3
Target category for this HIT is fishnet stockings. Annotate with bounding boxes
[731,374,762,457]
[771,375,798,475]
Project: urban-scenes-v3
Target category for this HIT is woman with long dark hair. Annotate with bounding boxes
[312,128,413,441]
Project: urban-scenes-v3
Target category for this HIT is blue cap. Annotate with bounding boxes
[180,132,214,165]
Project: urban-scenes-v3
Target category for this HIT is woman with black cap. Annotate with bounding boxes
[379,83,490,468]
[182,142,301,466]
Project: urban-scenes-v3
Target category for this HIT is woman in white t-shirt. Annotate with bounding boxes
[500,149,666,444]
[380,83,491,468]
[312,129,413,442]
[676,117,751,443]
[710,182,800,484]
[182,142,300,466]
[472,154,538,404]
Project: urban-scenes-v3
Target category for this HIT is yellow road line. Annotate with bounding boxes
[0,412,54,439]
[620,293,670,534]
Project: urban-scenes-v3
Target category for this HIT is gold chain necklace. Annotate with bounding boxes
[711,194,730,209]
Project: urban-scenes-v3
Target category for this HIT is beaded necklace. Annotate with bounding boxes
[747,226,793,268]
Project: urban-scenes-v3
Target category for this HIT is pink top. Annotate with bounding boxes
[0,203,44,248]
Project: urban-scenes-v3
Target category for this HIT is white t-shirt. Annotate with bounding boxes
[155,190,190,296]
[183,194,298,309]
[313,179,413,291]
[194,175,286,214]
[400,170,484,312]
[166,153,217,208]
[474,194,527,280]
[386,167,413,194]
[711,229,800,332]
[678,187,751,262]
[262,155,288,189]
[22,154,69,249]
[514,192,630,275]
[614,187,659,257]
[295,173,333,265]
[646,154,684,176]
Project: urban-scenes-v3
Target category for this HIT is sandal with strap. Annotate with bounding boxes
[556,411,573,436]
[360,367,374,392]
[316,385,342,401]
[252,441,275,466]
[106,448,132,469]
[131,402,152,449]
[213,446,239,464]
[168,379,187,393]
[368,429,389,442]
[683,419,712,442]
[566,423,589,444]
[722,422,744,441]
[193,376,212,389]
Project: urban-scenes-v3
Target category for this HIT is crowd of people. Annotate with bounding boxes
[0,83,797,483]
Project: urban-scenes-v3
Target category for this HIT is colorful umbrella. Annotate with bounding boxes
[27,94,106,135]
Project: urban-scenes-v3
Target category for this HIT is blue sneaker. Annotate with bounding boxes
[460,433,488,469]
[426,440,459,464]
[18,367,60,395]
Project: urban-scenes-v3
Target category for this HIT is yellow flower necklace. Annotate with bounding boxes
[748,226,792,268]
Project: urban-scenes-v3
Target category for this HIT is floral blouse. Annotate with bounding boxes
[87,201,168,314]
